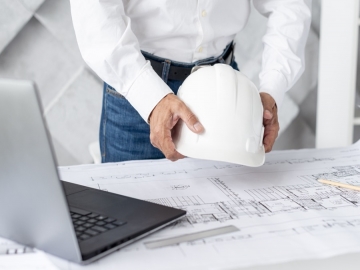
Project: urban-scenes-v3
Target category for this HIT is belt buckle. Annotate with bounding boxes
[191,42,235,74]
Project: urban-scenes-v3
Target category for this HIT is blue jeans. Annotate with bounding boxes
[100,52,239,163]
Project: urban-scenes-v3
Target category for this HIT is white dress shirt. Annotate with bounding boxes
[70,0,311,122]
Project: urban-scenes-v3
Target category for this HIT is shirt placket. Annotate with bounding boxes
[193,0,211,62]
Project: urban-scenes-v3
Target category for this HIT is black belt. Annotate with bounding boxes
[143,43,235,81]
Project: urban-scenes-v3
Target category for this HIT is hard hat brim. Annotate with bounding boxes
[176,142,265,167]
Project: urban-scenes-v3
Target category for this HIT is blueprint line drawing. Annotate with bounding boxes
[59,152,360,231]
[147,171,360,226]
[12,140,360,270]
[89,164,360,227]
[0,238,35,258]
[0,246,34,255]
[185,217,360,246]
[0,240,34,256]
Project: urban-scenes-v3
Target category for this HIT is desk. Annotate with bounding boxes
[3,143,360,269]
[45,251,360,269]
[245,253,360,270]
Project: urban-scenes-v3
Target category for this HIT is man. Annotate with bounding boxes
[70,0,311,163]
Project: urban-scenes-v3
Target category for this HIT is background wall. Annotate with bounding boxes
[0,0,321,166]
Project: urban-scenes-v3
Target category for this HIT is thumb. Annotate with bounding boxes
[177,103,204,134]
[264,109,273,120]
[260,93,276,120]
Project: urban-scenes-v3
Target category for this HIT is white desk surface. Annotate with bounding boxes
[243,253,360,270]
[43,251,360,269]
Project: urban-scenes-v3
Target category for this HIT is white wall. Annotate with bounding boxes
[0,0,102,165]
[235,0,321,151]
[0,0,322,165]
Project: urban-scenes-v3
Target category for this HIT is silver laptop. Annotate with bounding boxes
[0,79,186,264]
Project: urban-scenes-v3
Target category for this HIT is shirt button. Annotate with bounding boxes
[198,46,203,53]
[201,10,207,17]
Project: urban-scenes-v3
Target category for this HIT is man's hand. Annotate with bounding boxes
[149,94,204,161]
[260,92,279,153]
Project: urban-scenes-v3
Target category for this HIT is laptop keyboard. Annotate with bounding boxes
[70,207,126,242]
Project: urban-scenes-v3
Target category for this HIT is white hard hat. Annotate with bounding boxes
[174,64,265,167]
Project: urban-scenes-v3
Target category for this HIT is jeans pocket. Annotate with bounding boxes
[106,84,125,99]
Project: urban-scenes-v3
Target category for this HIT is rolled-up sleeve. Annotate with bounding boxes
[253,0,312,106]
[69,0,172,122]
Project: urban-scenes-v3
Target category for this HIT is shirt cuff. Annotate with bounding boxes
[259,70,288,107]
[125,61,173,123]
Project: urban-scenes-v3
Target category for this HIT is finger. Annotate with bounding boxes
[160,135,185,161]
[260,93,276,119]
[263,124,279,152]
[151,128,175,159]
[263,133,275,152]
[176,103,204,134]
[167,150,185,162]
[263,133,276,152]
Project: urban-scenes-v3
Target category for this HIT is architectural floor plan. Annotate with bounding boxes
[3,142,360,269]
[55,141,360,269]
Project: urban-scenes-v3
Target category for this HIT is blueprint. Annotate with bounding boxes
[3,142,360,269]
[0,239,34,256]
[58,141,360,270]
[0,238,57,269]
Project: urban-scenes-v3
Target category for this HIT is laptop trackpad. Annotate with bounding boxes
[67,189,128,216]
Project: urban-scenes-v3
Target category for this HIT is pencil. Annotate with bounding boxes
[318,179,360,192]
